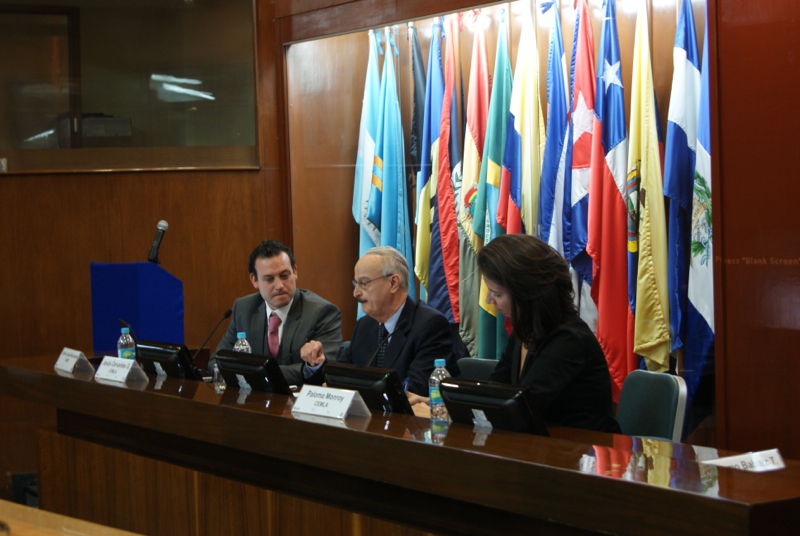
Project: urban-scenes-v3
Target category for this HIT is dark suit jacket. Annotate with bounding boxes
[215,289,342,385]
[490,316,620,433]
[337,296,459,396]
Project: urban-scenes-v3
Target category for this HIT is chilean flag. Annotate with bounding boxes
[586,0,635,401]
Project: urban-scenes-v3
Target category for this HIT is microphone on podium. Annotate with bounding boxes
[148,220,169,265]
[365,319,409,368]
[192,309,233,365]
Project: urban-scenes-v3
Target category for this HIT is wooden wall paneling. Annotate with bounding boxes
[256,0,292,245]
[280,0,505,44]
[275,0,355,19]
[0,396,56,500]
[199,474,277,536]
[38,428,438,536]
[39,429,199,536]
[12,173,118,357]
[286,32,365,335]
[0,175,21,355]
[711,0,800,458]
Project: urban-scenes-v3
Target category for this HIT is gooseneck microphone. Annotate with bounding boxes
[192,309,233,364]
[365,319,409,368]
[148,220,169,265]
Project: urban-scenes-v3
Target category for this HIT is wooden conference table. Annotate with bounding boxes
[0,499,143,536]
[1,355,799,536]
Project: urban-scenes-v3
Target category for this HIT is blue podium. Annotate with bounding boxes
[90,262,184,354]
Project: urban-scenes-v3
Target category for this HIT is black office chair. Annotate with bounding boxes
[616,370,688,442]
[457,357,498,381]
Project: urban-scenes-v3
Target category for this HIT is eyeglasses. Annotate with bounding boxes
[352,274,393,290]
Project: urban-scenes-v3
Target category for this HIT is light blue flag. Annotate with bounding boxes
[538,2,570,253]
[353,31,382,258]
[367,28,415,298]
[664,0,701,352]
[683,15,714,436]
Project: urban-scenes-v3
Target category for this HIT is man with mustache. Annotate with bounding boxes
[215,240,342,385]
[301,246,459,396]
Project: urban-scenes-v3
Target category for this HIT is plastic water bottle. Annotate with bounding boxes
[117,327,135,360]
[429,358,451,422]
[233,332,252,353]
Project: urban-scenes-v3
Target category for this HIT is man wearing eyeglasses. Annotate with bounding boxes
[301,246,459,396]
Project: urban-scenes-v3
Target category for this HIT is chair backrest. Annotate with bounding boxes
[457,357,498,382]
[616,370,688,442]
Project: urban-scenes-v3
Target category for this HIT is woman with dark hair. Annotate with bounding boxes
[478,234,620,433]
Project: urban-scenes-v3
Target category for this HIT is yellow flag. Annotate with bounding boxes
[628,2,670,371]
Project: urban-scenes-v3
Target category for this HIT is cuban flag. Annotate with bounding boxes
[538,1,570,252]
[586,0,635,401]
[664,0,701,352]
[567,0,598,331]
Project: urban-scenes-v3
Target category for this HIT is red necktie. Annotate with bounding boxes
[268,313,281,356]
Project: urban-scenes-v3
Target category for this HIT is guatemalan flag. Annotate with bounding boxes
[352,30,381,258]
[414,20,444,295]
[664,0,701,352]
[538,1,570,251]
[586,0,634,401]
[684,17,714,436]
[498,4,544,236]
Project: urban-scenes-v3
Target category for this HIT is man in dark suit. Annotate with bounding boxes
[215,240,341,385]
[301,246,458,396]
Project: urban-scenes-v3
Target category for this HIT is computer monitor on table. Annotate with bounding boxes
[214,350,292,395]
[440,378,549,436]
[324,363,413,415]
[137,340,202,380]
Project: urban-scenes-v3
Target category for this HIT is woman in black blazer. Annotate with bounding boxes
[478,234,620,433]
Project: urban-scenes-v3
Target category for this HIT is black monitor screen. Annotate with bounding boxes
[214,350,291,395]
[137,340,201,380]
[324,363,413,415]
[440,379,549,436]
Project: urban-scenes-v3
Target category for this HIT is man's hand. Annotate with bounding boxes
[300,340,326,367]
[408,392,431,418]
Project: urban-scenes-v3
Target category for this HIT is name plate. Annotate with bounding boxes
[291,385,370,419]
[95,356,148,384]
[704,449,786,472]
[54,347,94,378]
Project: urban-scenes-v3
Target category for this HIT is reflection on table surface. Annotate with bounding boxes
[3,354,800,505]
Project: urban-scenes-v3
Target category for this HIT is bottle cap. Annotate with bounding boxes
[237,332,247,339]
[434,359,446,367]
[121,327,130,334]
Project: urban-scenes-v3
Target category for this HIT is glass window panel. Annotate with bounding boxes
[0,0,256,172]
